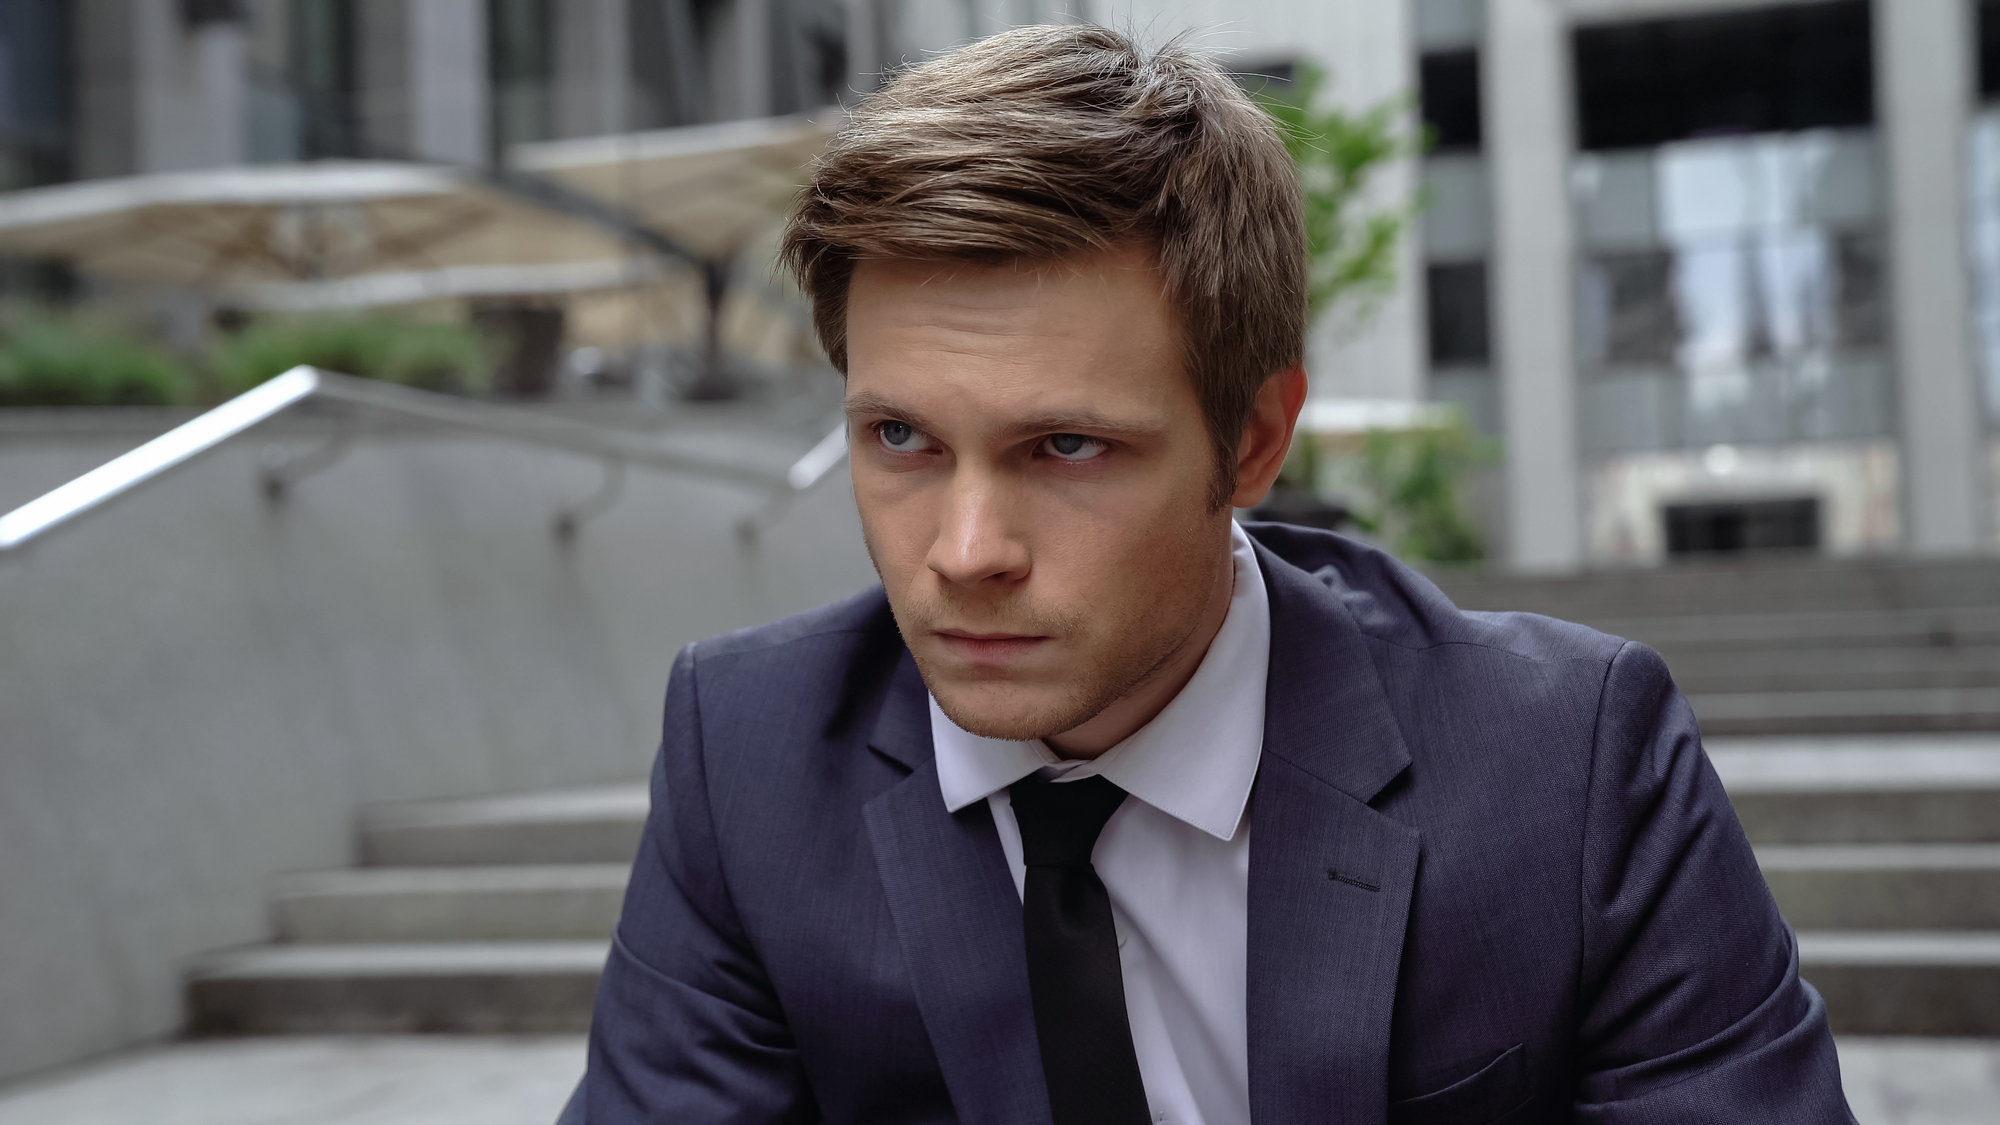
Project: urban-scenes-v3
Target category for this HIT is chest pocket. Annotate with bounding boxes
[1389,1043,1531,1125]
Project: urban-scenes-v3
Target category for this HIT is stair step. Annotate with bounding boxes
[359,784,647,866]
[1759,845,2000,930]
[1799,931,2000,1036]
[1692,688,2000,734]
[186,942,606,1035]
[1591,606,2000,652]
[1431,556,2000,621]
[272,865,629,943]
[1673,661,2000,695]
[1711,739,2000,843]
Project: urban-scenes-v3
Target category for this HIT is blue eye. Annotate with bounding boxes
[1042,433,1105,461]
[877,421,930,452]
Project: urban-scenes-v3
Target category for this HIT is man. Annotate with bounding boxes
[570,24,1853,1125]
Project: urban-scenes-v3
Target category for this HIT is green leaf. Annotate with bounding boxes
[1251,61,1421,325]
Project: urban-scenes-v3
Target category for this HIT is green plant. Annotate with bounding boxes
[1254,63,1486,563]
[209,314,492,397]
[1353,419,1491,564]
[0,316,193,407]
[1252,62,1420,325]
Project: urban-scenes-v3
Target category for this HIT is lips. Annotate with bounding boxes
[932,629,1050,665]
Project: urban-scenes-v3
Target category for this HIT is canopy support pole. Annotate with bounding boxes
[686,257,738,401]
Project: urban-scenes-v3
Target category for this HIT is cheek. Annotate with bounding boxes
[1030,486,1212,607]
[852,470,935,581]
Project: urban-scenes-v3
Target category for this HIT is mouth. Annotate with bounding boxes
[931,628,1051,664]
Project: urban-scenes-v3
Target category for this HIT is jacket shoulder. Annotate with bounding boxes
[675,585,908,755]
[1246,522,1628,667]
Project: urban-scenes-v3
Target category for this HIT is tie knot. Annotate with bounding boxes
[1010,775,1128,867]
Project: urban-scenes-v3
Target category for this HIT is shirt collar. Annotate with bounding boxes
[930,521,1270,842]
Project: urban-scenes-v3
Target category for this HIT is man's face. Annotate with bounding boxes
[844,247,1235,742]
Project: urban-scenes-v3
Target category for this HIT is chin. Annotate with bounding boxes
[926,677,1095,743]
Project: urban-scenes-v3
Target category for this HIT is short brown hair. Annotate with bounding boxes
[780,24,1306,500]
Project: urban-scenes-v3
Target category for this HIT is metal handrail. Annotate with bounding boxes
[0,365,847,552]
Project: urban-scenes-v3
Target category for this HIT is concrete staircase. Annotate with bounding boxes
[185,738,2000,1037]
[1715,737,2000,1036]
[1429,556,2000,1034]
[1432,556,2000,736]
[186,785,646,1034]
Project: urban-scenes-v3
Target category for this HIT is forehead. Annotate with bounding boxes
[843,248,1190,419]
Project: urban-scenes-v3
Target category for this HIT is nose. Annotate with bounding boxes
[926,465,1031,588]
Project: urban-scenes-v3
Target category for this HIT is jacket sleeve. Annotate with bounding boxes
[579,644,818,1124]
[1572,642,1854,1124]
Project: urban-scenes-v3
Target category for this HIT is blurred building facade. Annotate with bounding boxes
[1410,0,1989,571]
[1,0,1995,573]
[0,0,858,179]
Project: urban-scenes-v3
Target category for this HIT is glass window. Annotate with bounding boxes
[0,0,73,189]
[1416,23,1492,433]
[289,0,358,159]
[1980,0,2000,101]
[629,0,708,128]
[773,0,849,116]
[1420,50,1481,153]
[1572,1,1873,153]
[1426,261,1490,367]
[490,0,553,158]
[1578,249,1679,367]
[1574,130,1890,453]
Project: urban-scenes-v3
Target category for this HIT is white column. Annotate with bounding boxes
[132,1,249,173]
[1487,0,1582,571]
[408,0,489,165]
[556,0,631,138]
[1881,0,1985,553]
[190,21,247,165]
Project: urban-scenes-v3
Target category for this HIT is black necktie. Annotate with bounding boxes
[1009,775,1151,1125]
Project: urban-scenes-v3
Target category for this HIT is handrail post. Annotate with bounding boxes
[1,367,843,554]
[553,456,629,542]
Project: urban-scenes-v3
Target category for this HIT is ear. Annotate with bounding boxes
[1230,363,1309,509]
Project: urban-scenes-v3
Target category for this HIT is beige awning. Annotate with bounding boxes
[246,257,674,312]
[0,161,643,294]
[509,112,838,261]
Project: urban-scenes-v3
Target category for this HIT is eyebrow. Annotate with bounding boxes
[843,392,1164,439]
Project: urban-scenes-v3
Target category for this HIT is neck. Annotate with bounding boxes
[1043,538,1239,760]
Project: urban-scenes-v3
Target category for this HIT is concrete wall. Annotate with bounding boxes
[0,408,877,1083]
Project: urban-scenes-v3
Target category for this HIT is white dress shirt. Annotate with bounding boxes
[930,521,1268,1125]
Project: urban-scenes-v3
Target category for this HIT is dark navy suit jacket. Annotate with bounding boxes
[574,524,1853,1124]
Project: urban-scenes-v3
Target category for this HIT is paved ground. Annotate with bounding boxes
[0,1035,1994,1123]
[0,1037,581,1125]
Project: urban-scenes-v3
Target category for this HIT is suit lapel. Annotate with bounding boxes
[864,654,1053,1125]
[1246,539,1421,1125]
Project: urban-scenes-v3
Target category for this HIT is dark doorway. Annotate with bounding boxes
[1663,497,1821,556]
